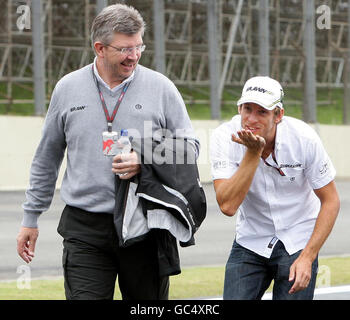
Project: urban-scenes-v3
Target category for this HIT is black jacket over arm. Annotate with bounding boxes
[114,137,207,277]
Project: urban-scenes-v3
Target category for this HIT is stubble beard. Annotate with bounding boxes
[103,58,138,82]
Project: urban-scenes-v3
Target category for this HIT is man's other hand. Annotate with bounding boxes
[17,227,39,263]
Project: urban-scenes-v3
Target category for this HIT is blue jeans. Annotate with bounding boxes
[223,240,318,300]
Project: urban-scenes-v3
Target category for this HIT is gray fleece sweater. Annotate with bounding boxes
[22,63,199,227]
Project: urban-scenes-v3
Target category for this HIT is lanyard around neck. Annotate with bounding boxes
[263,150,285,176]
[92,64,131,132]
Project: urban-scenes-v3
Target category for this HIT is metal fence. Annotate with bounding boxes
[0,0,350,122]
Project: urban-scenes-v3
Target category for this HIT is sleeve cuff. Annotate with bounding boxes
[22,211,41,228]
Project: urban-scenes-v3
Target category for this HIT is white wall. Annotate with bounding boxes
[0,116,66,191]
[0,115,349,190]
[315,124,350,178]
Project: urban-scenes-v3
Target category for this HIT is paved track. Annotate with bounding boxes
[1,180,349,299]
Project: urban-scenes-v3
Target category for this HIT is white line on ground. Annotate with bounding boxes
[261,285,350,300]
[207,285,350,300]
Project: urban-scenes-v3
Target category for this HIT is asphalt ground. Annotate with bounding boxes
[0,180,349,299]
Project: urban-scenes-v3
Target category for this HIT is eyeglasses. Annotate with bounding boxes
[104,44,146,55]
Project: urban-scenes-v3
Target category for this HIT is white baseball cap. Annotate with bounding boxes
[237,76,284,110]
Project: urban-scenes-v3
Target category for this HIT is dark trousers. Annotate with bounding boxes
[57,205,169,300]
[223,240,318,300]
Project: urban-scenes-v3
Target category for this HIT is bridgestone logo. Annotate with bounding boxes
[280,163,302,168]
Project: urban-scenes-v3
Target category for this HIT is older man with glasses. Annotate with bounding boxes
[17,3,200,300]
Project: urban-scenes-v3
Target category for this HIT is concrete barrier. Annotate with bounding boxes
[0,115,349,190]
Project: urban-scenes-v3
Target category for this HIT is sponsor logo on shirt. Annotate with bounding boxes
[213,160,227,170]
[319,162,329,175]
[70,105,87,112]
[279,163,302,168]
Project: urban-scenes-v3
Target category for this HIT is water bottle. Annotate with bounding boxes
[117,129,131,155]
[116,129,131,177]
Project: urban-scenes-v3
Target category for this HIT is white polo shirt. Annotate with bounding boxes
[210,115,336,258]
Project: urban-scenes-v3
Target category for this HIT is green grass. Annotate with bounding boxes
[1,256,349,300]
[0,82,35,115]
[0,82,346,123]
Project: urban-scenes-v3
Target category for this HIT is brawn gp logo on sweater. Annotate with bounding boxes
[70,105,88,112]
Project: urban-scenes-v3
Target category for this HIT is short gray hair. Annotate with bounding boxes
[91,4,146,50]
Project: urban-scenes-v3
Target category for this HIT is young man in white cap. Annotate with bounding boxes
[210,76,340,300]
